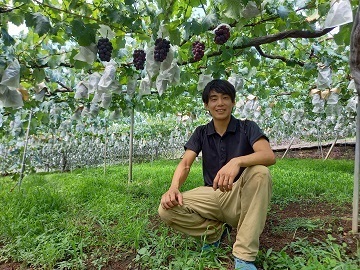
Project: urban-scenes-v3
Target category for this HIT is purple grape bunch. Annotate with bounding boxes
[214,25,230,45]
[133,49,146,70]
[192,41,205,61]
[154,38,171,62]
[97,37,113,62]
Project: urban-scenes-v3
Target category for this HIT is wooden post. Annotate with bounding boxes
[281,137,295,159]
[325,135,338,160]
[349,4,360,233]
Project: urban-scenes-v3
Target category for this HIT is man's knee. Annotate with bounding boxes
[244,165,272,187]
[158,204,173,225]
[247,164,270,177]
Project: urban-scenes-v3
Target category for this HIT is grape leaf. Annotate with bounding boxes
[189,20,203,36]
[25,12,50,36]
[222,0,242,19]
[71,19,97,46]
[8,12,24,26]
[333,24,352,46]
[1,28,15,46]
[33,69,46,83]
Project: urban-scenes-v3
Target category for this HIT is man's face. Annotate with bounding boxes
[204,90,235,120]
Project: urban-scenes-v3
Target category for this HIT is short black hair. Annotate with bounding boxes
[202,79,236,104]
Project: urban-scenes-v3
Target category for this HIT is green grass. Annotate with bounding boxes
[271,159,355,205]
[0,158,358,269]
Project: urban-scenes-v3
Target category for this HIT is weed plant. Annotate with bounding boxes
[0,158,358,269]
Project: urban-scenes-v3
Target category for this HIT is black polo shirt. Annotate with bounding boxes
[184,115,269,186]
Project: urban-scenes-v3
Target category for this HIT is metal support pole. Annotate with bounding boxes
[104,125,107,175]
[350,3,360,234]
[317,128,324,159]
[11,110,32,191]
[352,95,360,233]
[128,107,134,183]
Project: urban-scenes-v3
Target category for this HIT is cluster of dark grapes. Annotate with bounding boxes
[154,38,171,62]
[97,37,113,62]
[133,49,146,70]
[214,25,230,45]
[192,41,205,61]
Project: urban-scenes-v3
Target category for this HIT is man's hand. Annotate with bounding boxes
[213,158,241,192]
[160,187,183,209]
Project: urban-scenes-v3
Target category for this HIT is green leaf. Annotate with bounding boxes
[291,91,301,98]
[249,56,260,67]
[33,68,46,83]
[74,60,90,69]
[169,28,181,46]
[1,28,15,46]
[8,13,24,26]
[71,19,97,46]
[47,56,61,69]
[32,13,51,36]
[268,76,281,87]
[115,35,127,48]
[189,20,203,36]
[208,61,225,77]
[223,0,242,19]
[24,12,35,28]
[183,21,192,40]
[11,173,20,182]
[221,47,234,61]
[333,23,352,46]
[131,19,143,32]
[253,24,266,36]
[286,60,297,67]
[35,111,50,125]
[68,0,80,10]
[188,0,201,7]
[318,3,328,17]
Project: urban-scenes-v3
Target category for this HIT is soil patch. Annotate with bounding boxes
[261,202,358,257]
[272,142,356,160]
[101,201,359,270]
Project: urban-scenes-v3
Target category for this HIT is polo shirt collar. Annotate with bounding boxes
[206,115,237,135]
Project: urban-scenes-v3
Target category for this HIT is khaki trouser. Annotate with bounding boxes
[158,165,272,262]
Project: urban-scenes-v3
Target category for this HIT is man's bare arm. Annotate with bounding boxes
[160,150,197,209]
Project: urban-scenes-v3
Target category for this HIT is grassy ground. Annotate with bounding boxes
[0,159,359,269]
